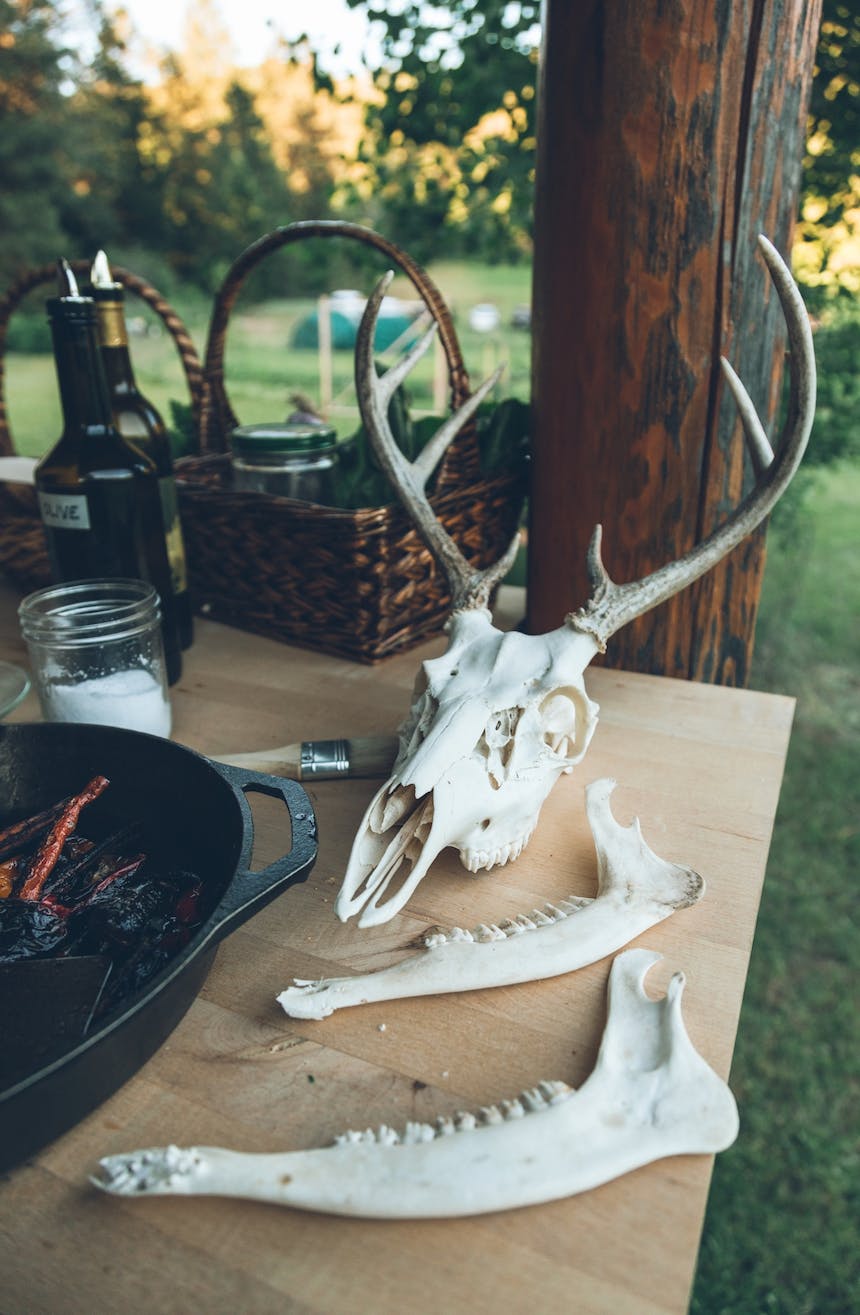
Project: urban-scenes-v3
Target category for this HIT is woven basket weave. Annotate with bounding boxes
[179,220,526,663]
[0,261,204,591]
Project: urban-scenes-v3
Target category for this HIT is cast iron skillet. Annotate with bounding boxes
[0,722,318,1172]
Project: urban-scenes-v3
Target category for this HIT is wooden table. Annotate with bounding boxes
[0,583,794,1315]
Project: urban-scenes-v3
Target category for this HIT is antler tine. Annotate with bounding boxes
[569,235,816,650]
[356,272,519,612]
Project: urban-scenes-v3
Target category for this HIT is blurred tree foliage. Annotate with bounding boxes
[0,0,350,294]
[339,0,539,262]
[0,0,69,276]
[795,0,860,296]
[1,0,857,302]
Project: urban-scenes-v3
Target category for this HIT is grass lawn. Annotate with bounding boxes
[4,261,532,458]
[691,463,859,1315]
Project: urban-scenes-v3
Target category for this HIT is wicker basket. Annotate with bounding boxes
[0,260,204,592]
[179,221,526,663]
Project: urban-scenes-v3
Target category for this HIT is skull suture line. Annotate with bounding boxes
[337,236,816,928]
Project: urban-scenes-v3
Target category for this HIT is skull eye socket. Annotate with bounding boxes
[539,689,582,759]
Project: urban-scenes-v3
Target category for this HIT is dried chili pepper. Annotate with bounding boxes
[0,800,67,862]
[1,778,206,1012]
[0,858,22,899]
[0,900,69,961]
[18,776,110,902]
[41,824,142,906]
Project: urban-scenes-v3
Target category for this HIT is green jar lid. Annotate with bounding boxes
[231,422,337,454]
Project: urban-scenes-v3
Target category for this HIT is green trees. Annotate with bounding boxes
[0,0,69,285]
[340,0,539,261]
[796,0,860,294]
[1,1,856,296]
[0,0,338,293]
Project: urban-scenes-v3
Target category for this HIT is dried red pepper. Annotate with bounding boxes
[0,800,67,862]
[0,858,21,899]
[0,779,205,1015]
[18,776,110,902]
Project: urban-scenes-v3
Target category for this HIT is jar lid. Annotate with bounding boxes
[231,423,337,454]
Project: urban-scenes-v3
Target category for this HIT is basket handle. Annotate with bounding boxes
[0,261,205,458]
[201,220,481,491]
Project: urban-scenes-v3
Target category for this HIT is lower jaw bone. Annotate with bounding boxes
[91,949,738,1218]
[277,778,703,1020]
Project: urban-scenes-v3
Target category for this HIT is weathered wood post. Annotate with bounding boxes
[527,0,821,684]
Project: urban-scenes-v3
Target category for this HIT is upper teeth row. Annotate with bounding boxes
[462,832,532,873]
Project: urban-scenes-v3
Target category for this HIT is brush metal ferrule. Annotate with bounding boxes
[300,739,350,779]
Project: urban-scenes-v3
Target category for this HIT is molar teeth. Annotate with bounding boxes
[520,1087,547,1112]
[560,895,593,913]
[403,1121,435,1144]
[531,909,553,926]
[334,1129,365,1146]
[541,1080,572,1104]
[474,923,503,942]
[455,1111,477,1131]
[479,1105,504,1125]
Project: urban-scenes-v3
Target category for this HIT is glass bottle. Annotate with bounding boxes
[90,250,193,650]
[34,261,182,685]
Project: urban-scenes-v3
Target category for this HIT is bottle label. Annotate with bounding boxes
[38,491,91,531]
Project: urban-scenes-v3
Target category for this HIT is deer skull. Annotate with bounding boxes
[336,237,815,927]
[336,613,600,923]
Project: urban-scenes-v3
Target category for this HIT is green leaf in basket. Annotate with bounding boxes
[332,363,530,510]
[167,400,197,459]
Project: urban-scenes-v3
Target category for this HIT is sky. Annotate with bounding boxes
[103,0,381,77]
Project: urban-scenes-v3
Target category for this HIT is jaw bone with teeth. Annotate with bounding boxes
[284,778,704,1019]
[335,235,815,927]
[92,949,739,1218]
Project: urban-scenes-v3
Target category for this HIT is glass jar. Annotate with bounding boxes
[19,579,172,737]
[230,423,338,503]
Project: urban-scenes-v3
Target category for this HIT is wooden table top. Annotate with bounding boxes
[0,583,794,1315]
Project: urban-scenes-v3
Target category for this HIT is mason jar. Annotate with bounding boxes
[19,579,172,737]
[230,422,338,503]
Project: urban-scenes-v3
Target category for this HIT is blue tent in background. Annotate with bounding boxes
[291,292,423,352]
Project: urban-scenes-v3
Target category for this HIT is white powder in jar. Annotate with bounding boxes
[42,667,172,737]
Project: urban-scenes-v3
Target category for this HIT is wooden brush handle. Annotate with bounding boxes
[214,735,399,781]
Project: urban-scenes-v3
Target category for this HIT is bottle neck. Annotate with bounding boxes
[49,312,116,437]
[95,298,138,396]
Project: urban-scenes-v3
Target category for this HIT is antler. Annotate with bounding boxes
[355,272,520,612]
[569,236,816,649]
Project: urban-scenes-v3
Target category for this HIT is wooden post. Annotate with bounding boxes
[527,0,821,684]
[317,294,333,414]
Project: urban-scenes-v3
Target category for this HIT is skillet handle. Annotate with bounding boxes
[194,761,318,947]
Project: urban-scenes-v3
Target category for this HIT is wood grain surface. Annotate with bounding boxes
[528,0,821,685]
[0,584,794,1315]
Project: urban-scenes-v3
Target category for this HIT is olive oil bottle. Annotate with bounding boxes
[35,261,182,684]
[90,250,193,650]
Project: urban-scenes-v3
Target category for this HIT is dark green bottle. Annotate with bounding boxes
[34,261,182,685]
[90,250,193,650]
